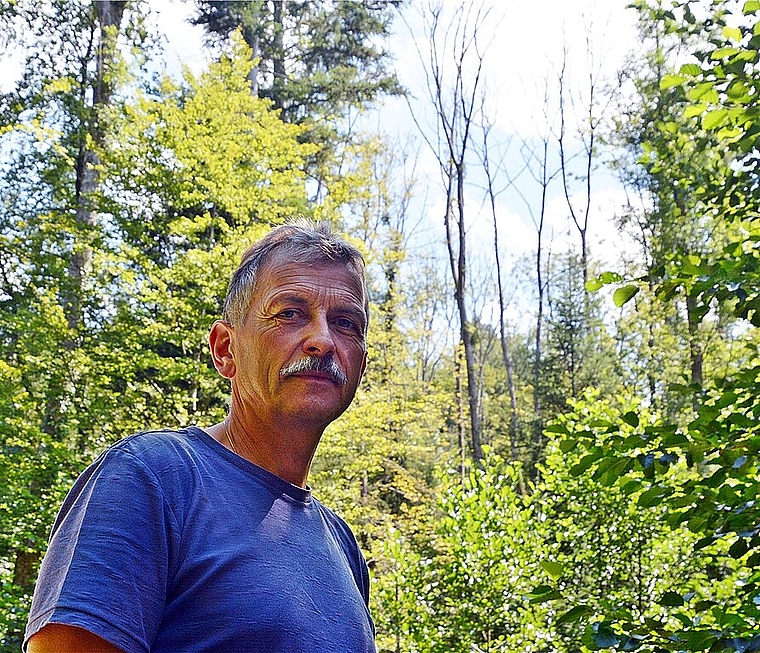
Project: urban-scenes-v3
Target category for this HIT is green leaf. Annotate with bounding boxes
[660,73,685,89]
[586,271,622,292]
[622,411,640,427]
[526,584,562,604]
[556,604,592,625]
[540,560,565,580]
[711,47,741,59]
[613,285,640,307]
[638,485,673,507]
[744,1,760,14]
[571,450,603,476]
[659,591,685,606]
[662,432,689,448]
[595,456,634,487]
[688,82,720,102]
[679,63,702,75]
[559,438,577,453]
[681,255,702,275]
[726,80,752,101]
[620,479,643,495]
[684,104,705,119]
[729,537,749,559]
[702,108,728,130]
[723,26,743,42]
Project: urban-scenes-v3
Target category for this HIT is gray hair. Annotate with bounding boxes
[222,219,369,330]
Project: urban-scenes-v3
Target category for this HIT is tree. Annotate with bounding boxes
[514,84,563,474]
[479,114,522,462]
[567,1,760,649]
[0,1,141,646]
[607,0,735,415]
[408,1,494,464]
[542,252,619,414]
[377,458,546,653]
[190,0,403,192]
[192,0,402,120]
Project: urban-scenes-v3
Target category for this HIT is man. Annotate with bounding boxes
[25,220,376,652]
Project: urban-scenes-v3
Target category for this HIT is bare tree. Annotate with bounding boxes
[510,78,563,474]
[478,116,522,462]
[407,1,494,464]
[556,24,617,297]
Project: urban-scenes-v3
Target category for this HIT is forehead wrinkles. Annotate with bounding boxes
[257,266,366,317]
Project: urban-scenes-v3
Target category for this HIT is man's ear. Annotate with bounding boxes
[209,320,236,379]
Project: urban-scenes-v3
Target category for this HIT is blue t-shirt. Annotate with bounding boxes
[25,427,376,653]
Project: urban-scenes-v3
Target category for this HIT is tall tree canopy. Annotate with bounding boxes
[191,0,403,123]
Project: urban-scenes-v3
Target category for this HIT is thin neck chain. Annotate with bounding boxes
[225,422,238,455]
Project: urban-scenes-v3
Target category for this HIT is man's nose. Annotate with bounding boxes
[302,314,335,356]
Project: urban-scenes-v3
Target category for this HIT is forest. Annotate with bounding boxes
[0,0,759,651]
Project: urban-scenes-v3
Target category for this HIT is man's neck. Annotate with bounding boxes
[212,414,324,488]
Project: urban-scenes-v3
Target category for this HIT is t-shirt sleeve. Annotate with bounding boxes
[319,505,372,606]
[24,446,180,653]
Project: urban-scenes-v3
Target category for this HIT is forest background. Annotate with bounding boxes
[0,0,759,651]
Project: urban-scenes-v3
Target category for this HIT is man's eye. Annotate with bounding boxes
[334,317,359,331]
[277,309,298,319]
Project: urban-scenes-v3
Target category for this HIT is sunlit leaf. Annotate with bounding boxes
[613,285,640,307]
[540,560,565,580]
[702,108,728,130]
[660,73,685,89]
[723,26,743,42]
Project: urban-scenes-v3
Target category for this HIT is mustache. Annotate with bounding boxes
[279,356,347,385]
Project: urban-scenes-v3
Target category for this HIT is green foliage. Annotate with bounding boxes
[191,0,404,195]
[534,391,705,651]
[551,372,760,650]
[376,457,548,653]
[542,254,621,414]
[556,2,760,649]
[93,33,316,433]
[377,390,708,652]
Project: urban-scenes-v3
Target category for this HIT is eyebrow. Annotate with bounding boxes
[268,293,366,323]
[269,294,310,309]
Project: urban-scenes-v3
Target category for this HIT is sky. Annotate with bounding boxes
[371,0,642,328]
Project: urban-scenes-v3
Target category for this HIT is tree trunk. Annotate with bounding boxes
[454,166,483,463]
[532,139,550,476]
[271,0,285,111]
[414,2,490,465]
[66,0,127,331]
[17,0,128,605]
[686,293,703,412]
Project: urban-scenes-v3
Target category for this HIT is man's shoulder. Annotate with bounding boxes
[107,426,205,462]
[86,426,214,490]
[312,498,364,556]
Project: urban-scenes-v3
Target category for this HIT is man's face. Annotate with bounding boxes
[228,251,368,431]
